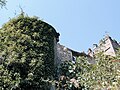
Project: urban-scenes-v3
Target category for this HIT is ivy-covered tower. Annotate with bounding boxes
[0,14,59,89]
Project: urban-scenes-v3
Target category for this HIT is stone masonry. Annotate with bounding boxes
[88,35,120,57]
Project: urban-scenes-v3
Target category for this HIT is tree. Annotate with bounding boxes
[0,0,6,8]
[0,14,59,90]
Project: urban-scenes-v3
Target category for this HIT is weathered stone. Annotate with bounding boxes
[88,35,120,57]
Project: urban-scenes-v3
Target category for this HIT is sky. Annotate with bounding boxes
[0,0,120,52]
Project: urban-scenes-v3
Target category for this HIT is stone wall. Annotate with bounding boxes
[56,43,73,65]
[93,35,120,56]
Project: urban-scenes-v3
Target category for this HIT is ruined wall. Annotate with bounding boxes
[93,35,120,56]
[56,43,73,65]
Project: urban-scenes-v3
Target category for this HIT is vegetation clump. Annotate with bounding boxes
[0,14,59,90]
[55,53,120,90]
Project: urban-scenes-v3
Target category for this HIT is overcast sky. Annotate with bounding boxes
[0,0,120,52]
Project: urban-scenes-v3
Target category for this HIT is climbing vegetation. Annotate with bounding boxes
[0,14,59,90]
[56,52,120,90]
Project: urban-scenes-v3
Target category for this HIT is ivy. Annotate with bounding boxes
[0,14,59,90]
[55,53,120,90]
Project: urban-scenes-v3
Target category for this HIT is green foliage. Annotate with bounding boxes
[0,14,58,90]
[55,57,90,90]
[56,53,120,90]
[80,54,120,90]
